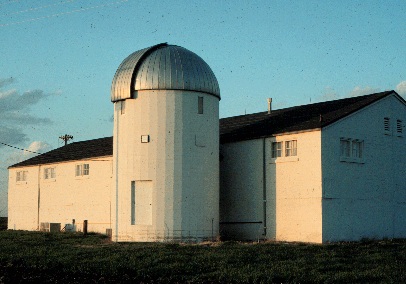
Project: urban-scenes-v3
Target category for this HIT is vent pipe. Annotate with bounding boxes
[267,98,272,114]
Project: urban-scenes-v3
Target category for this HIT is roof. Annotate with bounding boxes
[111,43,220,102]
[220,90,400,143]
[8,137,113,169]
[9,91,401,168]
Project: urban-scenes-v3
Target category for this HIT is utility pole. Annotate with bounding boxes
[59,134,73,146]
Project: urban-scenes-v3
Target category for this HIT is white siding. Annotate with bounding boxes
[321,94,406,242]
[113,90,219,242]
[220,131,322,243]
[8,157,113,233]
[220,139,264,240]
[268,131,322,243]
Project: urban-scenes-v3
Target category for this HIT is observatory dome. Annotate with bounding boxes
[111,43,220,102]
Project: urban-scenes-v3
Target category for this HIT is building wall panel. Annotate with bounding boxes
[322,94,406,242]
[220,139,264,240]
[267,131,322,243]
[220,130,322,243]
[8,157,113,234]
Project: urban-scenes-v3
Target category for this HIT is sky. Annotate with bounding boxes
[1,0,406,216]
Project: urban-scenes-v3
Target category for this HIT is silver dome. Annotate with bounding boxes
[111,43,220,102]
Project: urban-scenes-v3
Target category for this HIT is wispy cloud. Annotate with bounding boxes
[344,86,381,98]
[318,90,340,102]
[6,141,52,166]
[395,81,406,97]
[0,112,51,124]
[0,125,28,145]
[0,89,54,113]
[316,85,382,103]
[0,77,14,89]
[0,78,55,146]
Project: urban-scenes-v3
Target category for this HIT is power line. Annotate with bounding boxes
[0,0,129,27]
[0,0,20,6]
[2,0,76,17]
[0,142,41,154]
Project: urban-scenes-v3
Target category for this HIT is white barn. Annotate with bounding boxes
[7,43,406,243]
[220,90,406,243]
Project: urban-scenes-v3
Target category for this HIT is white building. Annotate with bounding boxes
[220,90,406,243]
[7,43,406,243]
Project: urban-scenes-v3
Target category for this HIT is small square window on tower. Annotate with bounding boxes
[198,97,203,114]
[141,135,150,143]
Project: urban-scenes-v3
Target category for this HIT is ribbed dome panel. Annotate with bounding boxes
[111,44,220,102]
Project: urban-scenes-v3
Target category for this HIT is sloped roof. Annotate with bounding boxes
[220,90,399,143]
[9,91,401,168]
[8,137,113,169]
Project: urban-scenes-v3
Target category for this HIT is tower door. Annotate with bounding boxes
[131,181,153,226]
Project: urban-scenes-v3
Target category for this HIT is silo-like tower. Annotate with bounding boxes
[111,43,220,242]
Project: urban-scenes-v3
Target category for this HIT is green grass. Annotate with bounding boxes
[0,231,406,283]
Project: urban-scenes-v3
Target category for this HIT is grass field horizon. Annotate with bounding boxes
[0,230,405,283]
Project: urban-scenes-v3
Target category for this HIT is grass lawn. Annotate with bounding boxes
[0,230,405,283]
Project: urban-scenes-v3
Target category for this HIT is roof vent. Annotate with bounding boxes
[267,98,272,114]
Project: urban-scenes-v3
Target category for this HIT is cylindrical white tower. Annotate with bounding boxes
[110,43,220,242]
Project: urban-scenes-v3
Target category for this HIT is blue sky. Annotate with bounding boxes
[1,0,405,216]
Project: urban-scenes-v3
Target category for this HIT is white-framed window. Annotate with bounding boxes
[44,167,56,179]
[352,140,363,158]
[271,142,282,158]
[340,139,351,157]
[340,138,364,163]
[75,164,89,177]
[269,139,298,163]
[16,171,28,182]
[285,140,297,157]
[198,97,203,114]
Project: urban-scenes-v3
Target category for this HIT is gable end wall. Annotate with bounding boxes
[321,94,406,242]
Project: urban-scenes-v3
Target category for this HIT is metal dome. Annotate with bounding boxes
[111,43,220,102]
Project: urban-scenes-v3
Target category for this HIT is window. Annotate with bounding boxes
[198,97,203,114]
[270,139,298,162]
[384,117,391,134]
[141,135,150,143]
[352,140,363,158]
[75,164,89,177]
[340,138,364,163]
[44,167,56,179]
[16,171,27,182]
[271,142,282,158]
[340,139,350,157]
[120,100,125,115]
[397,119,403,136]
[285,140,297,157]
